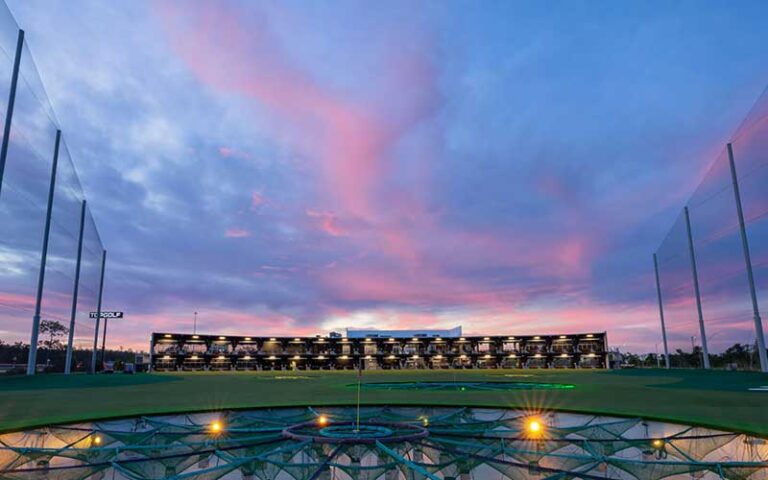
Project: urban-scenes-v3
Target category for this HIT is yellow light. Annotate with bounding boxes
[365,338,371,342]
[483,337,490,340]
[162,355,171,360]
[217,355,225,360]
[268,355,276,360]
[652,439,664,448]
[317,355,325,360]
[560,335,566,339]
[412,355,419,359]
[317,415,329,426]
[340,355,348,360]
[219,336,226,340]
[243,355,251,360]
[92,435,102,446]
[191,355,198,360]
[192,335,199,339]
[365,355,372,360]
[484,354,491,359]
[526,419,543,436]
[420,416,429,427]
[435,355,443,359]
[269,338,276,341]
[561,354,568,357]
[460,355,467,359]
[164,334,172,338]
[245,337,251,341]
[293,355,301,360]
[534,336,540,340]
[587,334,594,338]
[210,421,223,434]
[389,355,396,359]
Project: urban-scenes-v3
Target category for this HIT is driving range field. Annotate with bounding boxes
[1,368,766,436]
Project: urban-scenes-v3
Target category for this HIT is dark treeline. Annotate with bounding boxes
[0,340,145,374]
[624,343,764,370]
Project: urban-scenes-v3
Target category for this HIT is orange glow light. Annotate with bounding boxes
[318,415,329,426]
[526,418,543,436]
[210,420,223,434]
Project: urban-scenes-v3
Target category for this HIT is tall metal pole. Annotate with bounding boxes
[727,143,768,372]
[653,253,670,369]
[100,315,108,366]
[684,207,711,369]
[0,29,24,199]
[90,250,107,374]
[26,130,61,376]
[64,200,86,374]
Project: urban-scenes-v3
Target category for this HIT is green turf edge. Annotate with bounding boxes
[1,399,765,439]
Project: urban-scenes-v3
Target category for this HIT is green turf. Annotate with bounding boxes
[0,369,766,436]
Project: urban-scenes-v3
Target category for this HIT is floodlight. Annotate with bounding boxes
[209,420,223,434]
[317,415,329,426]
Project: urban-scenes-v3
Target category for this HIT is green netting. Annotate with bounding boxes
[0,406,765,480]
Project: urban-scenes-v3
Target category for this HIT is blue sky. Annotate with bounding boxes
[2,0,768,352]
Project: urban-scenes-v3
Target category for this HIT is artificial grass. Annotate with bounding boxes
[0,368,766,436]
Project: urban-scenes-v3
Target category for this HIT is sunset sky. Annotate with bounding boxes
[3,0,768,353]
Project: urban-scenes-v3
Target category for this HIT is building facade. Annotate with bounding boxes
[150,331,608,371]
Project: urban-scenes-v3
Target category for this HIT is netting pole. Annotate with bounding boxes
[89,249,107,374]
[27,130,61,375]
[64,200,86,375]
[727,143,768,372]
[684,206,711,369]
[0,29,23,200]
[653,254,670,369]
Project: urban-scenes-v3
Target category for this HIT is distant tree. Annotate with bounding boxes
[39,320,68,365]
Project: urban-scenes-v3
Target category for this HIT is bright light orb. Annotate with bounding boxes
[652,439,664,448]
[317,415,329,426]
[210,420,223,434]
[526,419,542,435]
[92,435,102,446]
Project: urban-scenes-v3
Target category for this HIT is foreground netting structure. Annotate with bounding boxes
[0,407,766,479]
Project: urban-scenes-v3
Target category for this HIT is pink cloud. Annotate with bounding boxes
[251,192,266,209]
[225,228,250,238]
[305,209,344,237]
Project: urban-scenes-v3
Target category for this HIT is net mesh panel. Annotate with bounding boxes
[731,88,768,347]
[656,87,768,362]
[0,3,104,369]
[654,211,698,366]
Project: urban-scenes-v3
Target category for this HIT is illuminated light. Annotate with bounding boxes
[435,337,442,342]
[388,355,396,360]
[460,355,467,359]
[92,435,102,446]
[561,354,568,358]
[652,439,664,448]
[340,355,349,360]
[164,334,172,338]
[412,355,419,359]
[560,335,566,339]
[365,355,372,360]
[509,354,516,358]
[293,355,301,360]
[317,339,325,343]
[412,338,418,342]
[268,355,276,360]
[162,355,171,360]
[460,337,466,341]
[435,355,443,359]
[191,355,198,360]
[534,336,540,340]
[269,338,276,341]
[294,338,301,342]
[317,355,325,360]
[483,337,490,340]
[389,338,395,342]
[218,336,226,340]
[317,415,329,426]
[588,353,596,358]
[534,354,542,358]
[508,336,515,340]
[209,420,223,434]
[192,335,199,339]
[419,416,429,427]
[527,419,543,435]
[365,338,371,342]
[217,355,225,360]
[587,334,594,338]
[245,337,251,341]
[484,354,491,359]
[243,355,251,360]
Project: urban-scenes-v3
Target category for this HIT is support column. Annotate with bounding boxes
[653,254,671,369]
[100,316,108,366]
[89,249,107,374]
[684,206,711,369]
[27,130,61,375]
[727,143,768,372]
[0,29,24,199]
[64,200,86,374]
